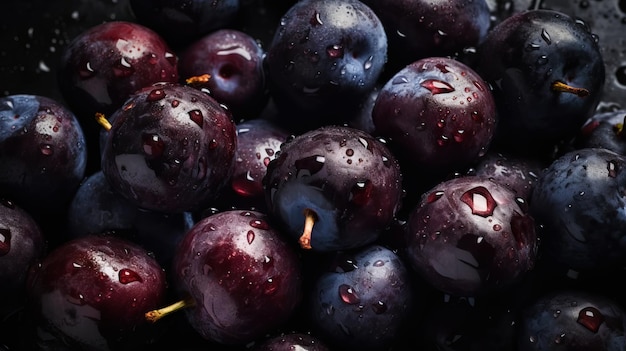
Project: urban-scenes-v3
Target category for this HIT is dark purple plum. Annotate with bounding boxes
[263,125,403,252]
[204,118,290,213]
[129,0,241,46]
[517,289,626,351]
[405,175,538,297]
[178,29,269,120]
[468,151,544,201]
[57,20,179,172]
[25,234,168,351]
[307,244,415,350]
[372,56,497,184]
[0,94,87,231]
[100,82,237,214]
[359,0,492,76]
[253,331,331,351]
[0,198,45,319]
[574,109,626,155]
[474,9,605,154]
[66,170,194,271]
[147,210,303,346]
[529,148,626,278]
[265,0,388,132]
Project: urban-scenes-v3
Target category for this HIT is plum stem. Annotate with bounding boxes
[551,81,589,97]
[298,208,318,250]
[185,74,211,86]
[95,112,112,131]
[145,297,195,323]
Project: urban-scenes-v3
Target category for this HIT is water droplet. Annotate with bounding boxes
[525,42,541,51]
[119,268,143,284]
[246,230,255,244]
[541,28,552,44]
[608,160,618,177]
[249,218,270,230]
[460,186,497,217]
[164,52,177,66]
[363,56,373,70]
[421,79,455,94]
[146,88,166,102]
[79,61,96,79]
[39,143,53,156]
[231,172,261,197]
[392,75,409,85]
[0,228,11,256]
[493,224,502,231]
[326,44,344,58]
[577,306,604,333]
[427,191,444,203]
[310,11,323,26]
[536,55,548,65]
[338,284,360,304]
[142,134,165,157]
[0,199,15,209]
[188,110,203,128]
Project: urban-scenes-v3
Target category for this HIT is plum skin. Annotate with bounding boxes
[404,175,538,297]
[172,210,303,345]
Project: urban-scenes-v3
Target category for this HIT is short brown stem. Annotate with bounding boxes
[185,74,211,86]
[145,298,195,323]
[551,81,589,97]
[298,208,318,250]
[95,112,112,131]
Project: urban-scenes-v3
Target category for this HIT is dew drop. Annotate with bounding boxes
[427,191,445,203]
[146,88,166,102]
[338,284,360,304]
[349,180,372,206]
[119,268,143,284]
[326,44,344,58]
[142,134,165,157]
[246,230,255,244]
[249,218,270,230]
[113,57,135,77]
[188,110,204,128]
[577,306,604,333]
[310,11,323,26]
[493,224,502,231]
[421,79,455,94]
[460,186,497,217]
[392,75,409,85]
[372,300,387,314]
[541,28,552,44]
[39,143,53,156]
[608,160,618,178]
[364,56,373,70]
[0,228,11,256]
[79,61,96,79]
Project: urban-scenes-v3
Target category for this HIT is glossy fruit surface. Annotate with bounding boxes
[475,9,605,153]
[405,175,538,297]
[0,94,87,226]
[26,234,167,351]
[178,28,269,120]
[265,0,388,132]
[372,56,497,181]
[264,125,403,252]
[101,82,237,213]
[171,210,303,345]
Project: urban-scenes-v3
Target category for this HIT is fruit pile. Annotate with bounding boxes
[2,0,626,350]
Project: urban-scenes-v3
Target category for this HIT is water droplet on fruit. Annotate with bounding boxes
[536,55,548,65]
[146,88,166,102]
[247,230,255,244]
[164,52,177,66]
[421,79,455,94]
[373,259,385,267]
[349,180,372,206]
[577,306,604,332]
[39,143,53,156]
[0,199,15,209]
[310,11,323,26]
[0,228,11,256]
[392,75,408,85]
[326,44,344,58]
[540,29,552,45]
[113,57,134,77]
[364,56,373,70]
[493,224,502,231]
[525,42,541,51]
[188,110,204,128]
[249,218,270,230]
[607,160,618,177]
[265,277,277,295]
[119,268,143,284]
[460,186,497,217]
[142,134,165,157]
[338,284,360,304]
[427,191,444,203]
